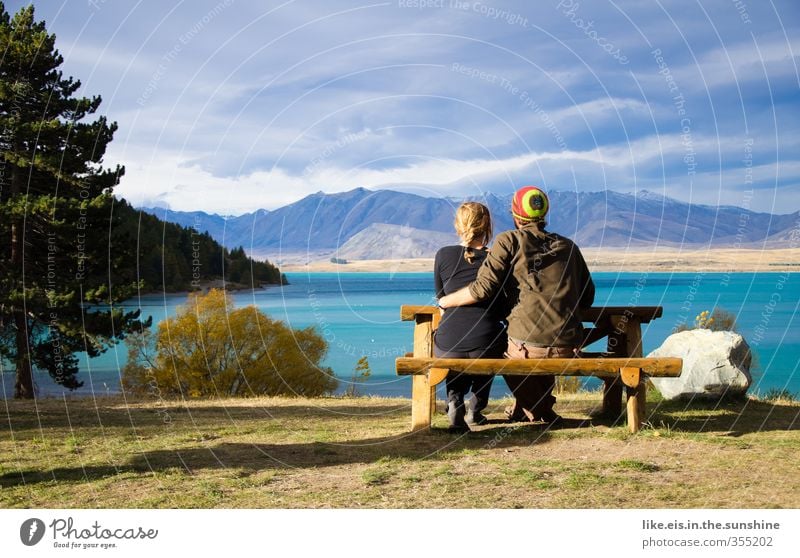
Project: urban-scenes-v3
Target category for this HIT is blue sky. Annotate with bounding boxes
[9,0,799,214]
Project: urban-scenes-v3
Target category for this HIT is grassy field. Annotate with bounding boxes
[1,391,798,508]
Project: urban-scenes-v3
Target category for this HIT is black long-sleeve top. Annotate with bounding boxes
[434,245,507,353]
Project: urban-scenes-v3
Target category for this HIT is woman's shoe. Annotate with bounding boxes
[465,411,488,425]
[447,399,469,431]
[465,397,488,425]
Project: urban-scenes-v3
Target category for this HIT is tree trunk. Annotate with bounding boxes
[11,214,34,398]
[10,148,34,399]
[11,214,33,398]
[13,307,34,399]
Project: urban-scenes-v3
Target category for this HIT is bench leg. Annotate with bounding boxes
[602,378,623,419]
[625,383,645,433]
[410,314,437,431]
[605,316,644,422]
[622,366,645,434]
[411,375,433,431]
[410,368,449,432]
[603,323,625,418]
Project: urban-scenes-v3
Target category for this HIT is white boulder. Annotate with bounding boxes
[648,330,752,400]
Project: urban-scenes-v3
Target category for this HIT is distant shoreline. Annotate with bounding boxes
[139,278,284,298]
[280,248,800,273]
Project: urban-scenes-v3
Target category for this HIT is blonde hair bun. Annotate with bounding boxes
[454,202,492,263]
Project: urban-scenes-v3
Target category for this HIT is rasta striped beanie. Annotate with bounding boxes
[511,186,549,223]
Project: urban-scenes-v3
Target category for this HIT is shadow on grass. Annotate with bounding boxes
[0,425,555,488]
[5,397,796,489]
[645,397,800,434]
[1,399,414,431]
[131,426,557,472]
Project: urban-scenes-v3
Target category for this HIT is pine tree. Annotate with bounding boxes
[0,4,147,398]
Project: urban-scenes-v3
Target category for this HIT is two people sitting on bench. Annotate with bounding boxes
[438,186,595,426]
[433,202,507,432]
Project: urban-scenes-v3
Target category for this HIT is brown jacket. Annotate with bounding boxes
[468,222,594,347]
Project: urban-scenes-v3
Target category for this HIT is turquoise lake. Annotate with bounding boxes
[2,272,798,399]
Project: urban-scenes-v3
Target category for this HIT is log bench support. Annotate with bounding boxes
[399,305,680,434]
[397,357,680,433]
[409,309,442,432]
[621,366,645,431]
[602,315,644,420]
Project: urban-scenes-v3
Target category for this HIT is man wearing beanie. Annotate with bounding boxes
[438,186,595,425]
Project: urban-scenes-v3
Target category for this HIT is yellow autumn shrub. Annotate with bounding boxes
[122,289,338,397]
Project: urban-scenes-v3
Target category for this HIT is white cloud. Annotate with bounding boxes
[25,0,799,215]
[115,130,800,214]
[649,37,800,92]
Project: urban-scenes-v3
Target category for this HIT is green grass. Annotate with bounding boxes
[1,392,799,508]
[761,388,798,402]
[614,459,660,472]
[362,467,394,486]
[564,472,608,489]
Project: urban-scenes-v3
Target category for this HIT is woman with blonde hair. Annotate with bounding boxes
[433,202,507,432]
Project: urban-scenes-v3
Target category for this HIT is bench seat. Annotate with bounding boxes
[395,356,682,433]
[396,357,682,378]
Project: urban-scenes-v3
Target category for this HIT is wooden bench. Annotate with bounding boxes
[395,305,682,433]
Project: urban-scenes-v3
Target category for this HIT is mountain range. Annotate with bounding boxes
[140,188,799,261]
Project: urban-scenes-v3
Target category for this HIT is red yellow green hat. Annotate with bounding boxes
[512,186,549,222]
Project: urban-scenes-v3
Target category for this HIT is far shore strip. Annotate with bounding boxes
[278,248,800,273]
